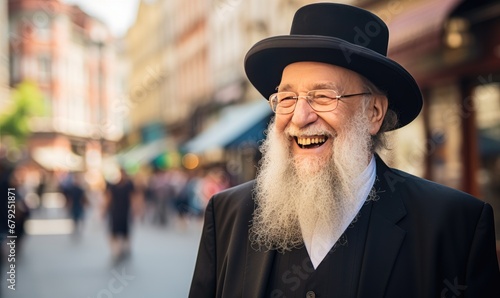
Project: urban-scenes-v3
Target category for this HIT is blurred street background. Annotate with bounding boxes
[1,204,202,298]
[1,0,500,297]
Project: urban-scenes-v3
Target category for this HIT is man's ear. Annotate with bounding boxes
[368,95,388,135]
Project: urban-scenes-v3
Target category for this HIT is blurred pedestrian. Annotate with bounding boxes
[35,170,48,209]
[103,168,138,263]
[200,167,229,209]
[147,167,169,226]
[176,169,204,219]
[63,173,87,236]
[166,167,188,227]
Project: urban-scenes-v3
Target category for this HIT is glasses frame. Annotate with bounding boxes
[269,89,371,114]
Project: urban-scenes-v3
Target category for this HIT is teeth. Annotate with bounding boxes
[297,136,326,145]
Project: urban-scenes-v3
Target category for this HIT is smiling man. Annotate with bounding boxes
[250,62,386,266]
[189,3,500,298]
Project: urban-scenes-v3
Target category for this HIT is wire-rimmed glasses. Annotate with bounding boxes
[269,89,371,114]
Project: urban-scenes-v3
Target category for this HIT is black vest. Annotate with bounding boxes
[265,202,373,298]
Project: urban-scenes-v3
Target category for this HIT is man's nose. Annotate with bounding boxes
[290,98,318,127]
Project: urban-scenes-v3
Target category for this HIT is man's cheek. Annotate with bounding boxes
[275,115,292,132]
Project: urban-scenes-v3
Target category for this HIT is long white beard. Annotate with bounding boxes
[250,111,373,253]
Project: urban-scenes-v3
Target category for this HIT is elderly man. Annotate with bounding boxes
[189,3,500,298]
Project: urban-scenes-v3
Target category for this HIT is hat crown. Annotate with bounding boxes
[290,3,389,56]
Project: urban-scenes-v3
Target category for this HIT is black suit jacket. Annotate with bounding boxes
[189,156,500,297]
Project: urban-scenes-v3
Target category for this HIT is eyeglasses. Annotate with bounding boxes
[269,89,371,114]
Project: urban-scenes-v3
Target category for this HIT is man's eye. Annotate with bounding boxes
[314,92,334,99]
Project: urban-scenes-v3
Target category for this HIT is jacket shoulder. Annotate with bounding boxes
[209,180,256,226]
[375,156,484,209]
[212,180,255,206]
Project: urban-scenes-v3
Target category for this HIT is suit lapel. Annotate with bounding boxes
[357,156,407,298]
[242,242,276,298]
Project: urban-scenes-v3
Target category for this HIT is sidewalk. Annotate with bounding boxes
[1,208,203,298]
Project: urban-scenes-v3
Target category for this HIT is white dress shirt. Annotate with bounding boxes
[304,155,376,269]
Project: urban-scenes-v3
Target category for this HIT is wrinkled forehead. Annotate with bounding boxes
[278,61,365,92]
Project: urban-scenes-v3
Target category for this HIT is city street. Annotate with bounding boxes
[1,206,203,298]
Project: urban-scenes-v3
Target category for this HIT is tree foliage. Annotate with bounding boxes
[0,81,46,144]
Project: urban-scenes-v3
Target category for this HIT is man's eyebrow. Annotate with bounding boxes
[277,84,293,91]
[311,82,339,90]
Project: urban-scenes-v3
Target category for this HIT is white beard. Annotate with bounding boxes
[250,110,373,253]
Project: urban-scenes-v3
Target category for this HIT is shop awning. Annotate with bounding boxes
[116,138,169,167]
[182,100,272,154]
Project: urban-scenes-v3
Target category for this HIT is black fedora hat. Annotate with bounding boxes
[244,3,423,129]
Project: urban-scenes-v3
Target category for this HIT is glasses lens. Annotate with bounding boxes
[309,90,338,111]
[273,92,297,114]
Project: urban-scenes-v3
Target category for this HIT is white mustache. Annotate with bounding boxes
[284,125,336,138]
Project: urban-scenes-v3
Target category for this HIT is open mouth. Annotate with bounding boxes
[295,136,328,149]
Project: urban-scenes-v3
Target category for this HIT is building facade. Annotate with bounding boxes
[8,0,122,171]
[123,0,213,170]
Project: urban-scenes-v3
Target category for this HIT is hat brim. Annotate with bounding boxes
[244,35,423,129]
